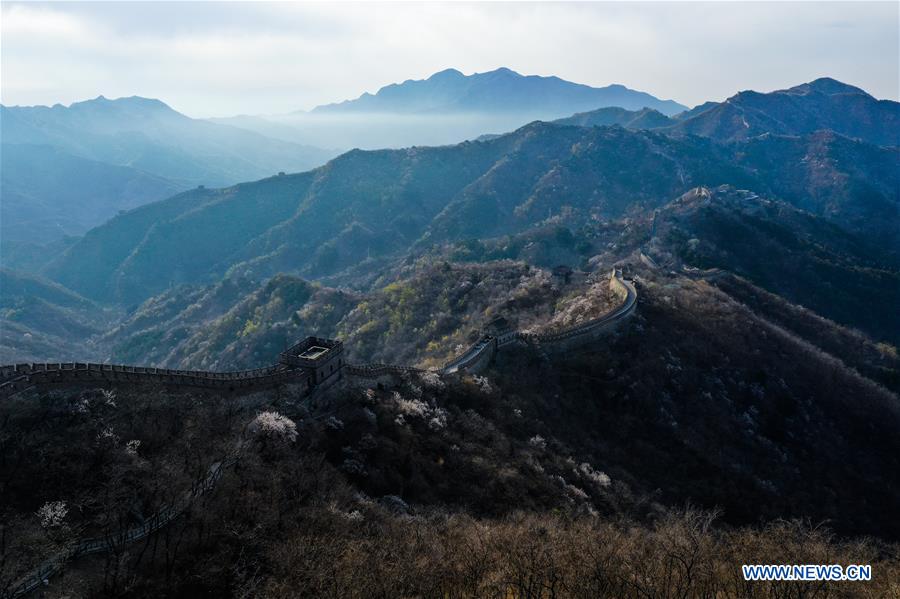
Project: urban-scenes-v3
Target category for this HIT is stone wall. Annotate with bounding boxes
[0,362,309,399]
[1,272,637,397]
[438,269,636,375]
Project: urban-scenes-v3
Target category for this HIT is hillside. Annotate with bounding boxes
[667,78,900,146]
[0,143,184,243]
[732,131,900,241]
[552,106,674,129]
[653,187,900,343]
[1,97,338,243]
[1,97,336,186]
[0,269,114,363]
[101,260,619,371]
[41,121,899,311]
[3,260,899,596]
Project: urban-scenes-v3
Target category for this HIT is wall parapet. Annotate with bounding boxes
[0,360,304,399]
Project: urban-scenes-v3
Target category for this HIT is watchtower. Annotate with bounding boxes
[483,316,518,346]
[279,336,344,386]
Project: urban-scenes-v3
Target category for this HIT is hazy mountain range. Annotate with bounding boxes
[0,97,338,244]
[553,77,900,146]
[1,74,898,364]
[311,67,687,115]
[1,69,689,246]
[209,67,688,150]
[1,144,182,244]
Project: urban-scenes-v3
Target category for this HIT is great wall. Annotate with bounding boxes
[5,456,238,599]
[2,269,636,598]
[0,270,636,400]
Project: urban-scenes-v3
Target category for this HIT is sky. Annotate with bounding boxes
[1,1,898,118]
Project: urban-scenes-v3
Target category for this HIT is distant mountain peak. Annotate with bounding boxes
[484,66,518,76]
[668,77,897,145]
[311,68,687,116]
[787,77,869,97]
[552,105,674,130]
[62,95,176,113]
[428,68,465,80]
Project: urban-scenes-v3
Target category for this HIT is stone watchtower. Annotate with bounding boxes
[279,336,344,387]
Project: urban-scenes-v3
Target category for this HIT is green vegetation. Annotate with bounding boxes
[38,119,897,309]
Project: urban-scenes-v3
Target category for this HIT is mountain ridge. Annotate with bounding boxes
[1,96,337,185]
[311,67,688,116]
[39,120,898,307]
[667,77,900,145]
[1,96,339,244]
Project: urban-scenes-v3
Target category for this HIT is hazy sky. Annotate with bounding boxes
[2,2,897,118]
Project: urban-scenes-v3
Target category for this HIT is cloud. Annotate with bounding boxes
[1,1,897,117]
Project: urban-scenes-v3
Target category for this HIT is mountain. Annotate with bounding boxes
[208,69,688,150]
[2,97,337,186]
[0,268,112,363]
[552,106,674,129]
[672,100,719,120]
[1,143,184,244]
[39,124,745,304]
[42,121,899,310]
[644,186,900,345]
[730,130,900,238]
[1,97,339,243]
[668,78,900,145]
[312,67,687,116]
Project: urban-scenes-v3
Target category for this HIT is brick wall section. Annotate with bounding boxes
[0,362,309,399]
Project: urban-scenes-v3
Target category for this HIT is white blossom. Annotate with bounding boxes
[101,389,117,407]
[470,375,493,394]
[125,439,142,456]
[566,484,589,500]
[37,501,68,528]
[250,411,298,442]
[419,371,445,390]
[97,426,119,443]
[325,416,345,431]
[395,396,429,418]
[428,408,448,431]
[72,397,90,414]
[529,435,547,449]
[576,462,611,487]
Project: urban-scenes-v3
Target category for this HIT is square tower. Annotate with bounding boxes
[280,337,344,385]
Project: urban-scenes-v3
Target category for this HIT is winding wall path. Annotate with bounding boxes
[0,270,636,398]
[4,456,237,599]
[442,269,637,374]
